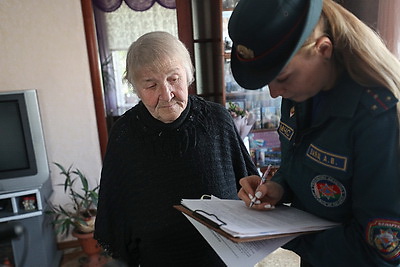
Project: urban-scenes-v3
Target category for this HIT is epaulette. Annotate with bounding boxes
[360,88,398,116]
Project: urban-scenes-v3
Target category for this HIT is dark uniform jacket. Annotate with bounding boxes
[272,73,400,266]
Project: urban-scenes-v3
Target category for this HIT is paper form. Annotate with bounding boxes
[185,214,296,267]
[181,199,339,238]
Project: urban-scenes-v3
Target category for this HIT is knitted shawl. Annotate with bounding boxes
[94,95,258,266]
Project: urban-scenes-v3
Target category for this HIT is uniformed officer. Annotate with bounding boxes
[229,0,400,266]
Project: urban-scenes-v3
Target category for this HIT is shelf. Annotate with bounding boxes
[226,91,266,97]
[251,128,278,133]
[0,189,43,223]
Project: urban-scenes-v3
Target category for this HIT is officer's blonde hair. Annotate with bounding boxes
[301,0,400,123]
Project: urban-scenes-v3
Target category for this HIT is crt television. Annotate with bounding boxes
[0,89,50,193]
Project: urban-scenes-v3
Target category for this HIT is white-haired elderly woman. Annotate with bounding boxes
[94,31,258,267]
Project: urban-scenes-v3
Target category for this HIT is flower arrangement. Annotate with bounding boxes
[227,102,247,118]
[227,102,255,140]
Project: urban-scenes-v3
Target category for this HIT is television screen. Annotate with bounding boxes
[0,94,37,177]
[0,90,49,193]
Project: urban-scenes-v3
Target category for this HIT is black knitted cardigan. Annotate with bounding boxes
[94,95,258,266]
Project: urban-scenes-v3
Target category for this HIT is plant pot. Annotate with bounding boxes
[76,215,96,233]
[72,231,108,267]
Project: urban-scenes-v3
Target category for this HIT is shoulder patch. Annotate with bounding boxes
[367,219,400,261]
[311,175,346,207]
[361,88,398,116]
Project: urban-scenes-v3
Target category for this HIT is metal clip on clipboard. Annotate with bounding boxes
[192,209,227,229]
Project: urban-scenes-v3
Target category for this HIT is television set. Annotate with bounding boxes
[0,89,50,194]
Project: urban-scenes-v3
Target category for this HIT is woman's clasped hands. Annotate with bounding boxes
[238,175,284,210]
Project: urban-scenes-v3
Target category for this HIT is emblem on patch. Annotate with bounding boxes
[278,122,294,141]
[306,144,348,171]
[236,45,255,60]
[367,219,400,260]
[311,175,346,207]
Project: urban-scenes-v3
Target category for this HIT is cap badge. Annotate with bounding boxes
[236,45,255,59]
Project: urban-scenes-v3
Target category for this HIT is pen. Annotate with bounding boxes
[249,164,272,208]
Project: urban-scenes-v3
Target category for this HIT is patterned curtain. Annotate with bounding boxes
[92,1,178,117]
[93,0,176,12]
[103,2,177,50]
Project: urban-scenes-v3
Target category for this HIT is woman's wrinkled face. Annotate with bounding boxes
[134,59,189,123]
[268,36,334,103]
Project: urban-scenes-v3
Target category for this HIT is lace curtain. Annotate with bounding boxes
[93,0,176,12]
[103,2,177,50]
[93,1,178,116]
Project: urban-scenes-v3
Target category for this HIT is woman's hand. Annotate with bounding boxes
[238,175,284,210]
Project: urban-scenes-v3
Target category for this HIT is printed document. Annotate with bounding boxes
[180,198,339,239]
[185,214,296,267]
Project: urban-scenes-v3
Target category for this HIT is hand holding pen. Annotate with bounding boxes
[249,164,272,208]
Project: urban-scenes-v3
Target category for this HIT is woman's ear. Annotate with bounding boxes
[315,36,333,59]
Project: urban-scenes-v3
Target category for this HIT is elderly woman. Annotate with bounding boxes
[94,31,258,266]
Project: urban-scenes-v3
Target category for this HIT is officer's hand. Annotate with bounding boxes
[238,176,284,210]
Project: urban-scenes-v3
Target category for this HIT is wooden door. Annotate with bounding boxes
[176,0,225,105]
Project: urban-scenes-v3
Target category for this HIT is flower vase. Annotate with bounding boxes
[233,115,255,140]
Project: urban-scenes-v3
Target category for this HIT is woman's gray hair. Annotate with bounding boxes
[123,31,195,92]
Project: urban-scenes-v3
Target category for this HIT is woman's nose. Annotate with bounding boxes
[268,84,284,98]
[159,82,174,101]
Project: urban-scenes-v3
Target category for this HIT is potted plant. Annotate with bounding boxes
[46,162,99,237]
[46,163,106,264]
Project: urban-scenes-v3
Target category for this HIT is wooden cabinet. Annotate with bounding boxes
[221,6,282,168]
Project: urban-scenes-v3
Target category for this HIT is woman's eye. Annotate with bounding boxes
[146,83,156,89]
[276,75,289,83]
[169,76,180,83]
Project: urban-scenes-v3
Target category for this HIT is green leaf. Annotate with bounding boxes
[46,162,100,237]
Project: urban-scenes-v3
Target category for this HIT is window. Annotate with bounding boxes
[98,2,178,117]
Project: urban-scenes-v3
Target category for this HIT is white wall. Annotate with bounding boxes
[0,0,102,215]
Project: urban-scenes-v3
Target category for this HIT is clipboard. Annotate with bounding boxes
[173,204,309,243]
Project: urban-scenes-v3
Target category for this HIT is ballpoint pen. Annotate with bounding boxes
[249,164,272,208]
